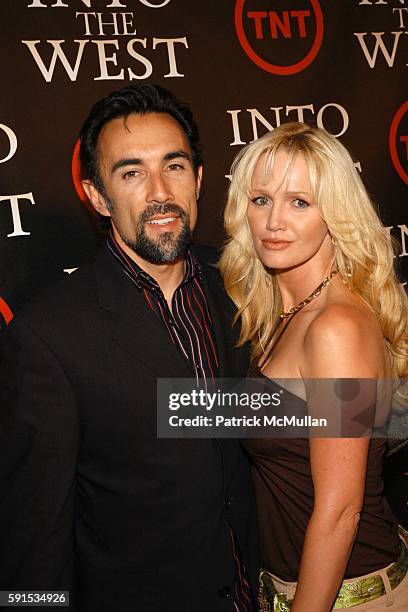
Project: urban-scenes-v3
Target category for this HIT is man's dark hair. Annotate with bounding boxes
[79,84,203,195]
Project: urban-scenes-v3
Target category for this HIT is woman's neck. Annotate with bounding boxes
[276,244,335,312]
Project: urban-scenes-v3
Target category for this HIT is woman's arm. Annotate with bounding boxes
[291,305,383,612]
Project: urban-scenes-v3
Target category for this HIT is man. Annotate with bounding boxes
[0,85,258,611]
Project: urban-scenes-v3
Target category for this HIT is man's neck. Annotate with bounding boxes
[113,231,186,310]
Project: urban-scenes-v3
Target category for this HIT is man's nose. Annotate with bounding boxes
[146,171,174,204]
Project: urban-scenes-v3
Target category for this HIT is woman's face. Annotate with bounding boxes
[246,149,331,272]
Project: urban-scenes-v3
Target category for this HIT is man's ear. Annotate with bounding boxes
[195,165,203,200]
[81,180,111,217]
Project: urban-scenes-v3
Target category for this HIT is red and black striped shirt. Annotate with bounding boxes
[107,230,219,385]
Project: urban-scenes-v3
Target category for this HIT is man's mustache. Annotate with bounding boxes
[140,204,187,222]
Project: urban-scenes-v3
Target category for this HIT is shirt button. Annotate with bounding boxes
[218,586,232,599]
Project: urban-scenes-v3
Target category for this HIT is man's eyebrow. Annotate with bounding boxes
[111,158,142,174]
[111,151,192,174]
[163,150,191,162]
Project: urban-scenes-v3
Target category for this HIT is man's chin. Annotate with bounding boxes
[122,232,191,265]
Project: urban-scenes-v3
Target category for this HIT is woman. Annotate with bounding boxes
[220,122,408,611]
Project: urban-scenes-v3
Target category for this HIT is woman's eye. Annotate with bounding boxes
[251,196,269,207]
[292,198,309,209]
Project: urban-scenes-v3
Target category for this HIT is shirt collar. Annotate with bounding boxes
[106,228,201,292]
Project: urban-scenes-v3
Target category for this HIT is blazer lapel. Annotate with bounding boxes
[94,246,191,378]
[198,259,247,379]
[199,269,227,378]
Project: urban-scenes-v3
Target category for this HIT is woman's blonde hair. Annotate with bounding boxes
[219,122,408,378]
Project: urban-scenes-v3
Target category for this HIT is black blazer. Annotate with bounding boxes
[0,246,258,612]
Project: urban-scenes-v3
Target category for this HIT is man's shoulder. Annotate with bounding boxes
[9,246,119,336]
[20,260,96,319]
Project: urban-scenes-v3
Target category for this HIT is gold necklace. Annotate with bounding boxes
[279,270,338,319]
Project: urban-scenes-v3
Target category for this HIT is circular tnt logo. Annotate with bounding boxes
[235,0,324,76]
[0,296,13,327]
[389,101,408,186]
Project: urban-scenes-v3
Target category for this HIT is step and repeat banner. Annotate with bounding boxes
[0,0,407,326]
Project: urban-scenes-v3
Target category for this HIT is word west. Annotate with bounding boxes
[0,124,34,238]
[355,0,407,67]
[22,37,188,82]
[247,10,311,39]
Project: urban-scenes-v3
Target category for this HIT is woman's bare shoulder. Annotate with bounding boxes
[300,302,384,378]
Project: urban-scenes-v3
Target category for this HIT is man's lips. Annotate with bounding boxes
[145,214,179,226]
[261,239,292,250]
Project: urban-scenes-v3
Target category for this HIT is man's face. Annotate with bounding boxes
[84,112,202,265]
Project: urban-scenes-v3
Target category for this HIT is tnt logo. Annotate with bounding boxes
[235,0,324,75]
[0,297,13,327]
[389,101,408,186]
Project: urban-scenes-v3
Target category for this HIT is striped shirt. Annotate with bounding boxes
[107,230,253,611]
[107,230,219,385]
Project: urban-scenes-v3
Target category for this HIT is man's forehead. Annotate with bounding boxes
[98,112,191,157]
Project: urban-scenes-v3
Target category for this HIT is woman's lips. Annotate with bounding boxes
[261,239,292,250]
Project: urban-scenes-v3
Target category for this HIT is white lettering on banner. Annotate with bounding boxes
[21,40,88,82]
[153,38,188,77]
[359,1,406,5]
[394,7,408,26]
[354,31,405,67]
[27,0,172,8]
[398,224,408,256]
[27,1,126,8]
[93,40,123,79]
[93,39,154,79]
[138,0,171,6]
[76,12,136,36]
[22,38,188,81]
[317,104,349,137]
[127,39,153,79]
[0,124,18,164]
[227,104,350,145]
[227,110,246,146]
[359,0,388,4]
[385,226,408,263]
[0,193,35,238]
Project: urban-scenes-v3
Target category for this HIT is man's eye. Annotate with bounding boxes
[292,198,309,209]
[123,170,139,179]
[251,196,269,207]
[167,163,184,171]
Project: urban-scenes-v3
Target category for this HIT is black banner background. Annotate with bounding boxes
[0,0,407,324]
